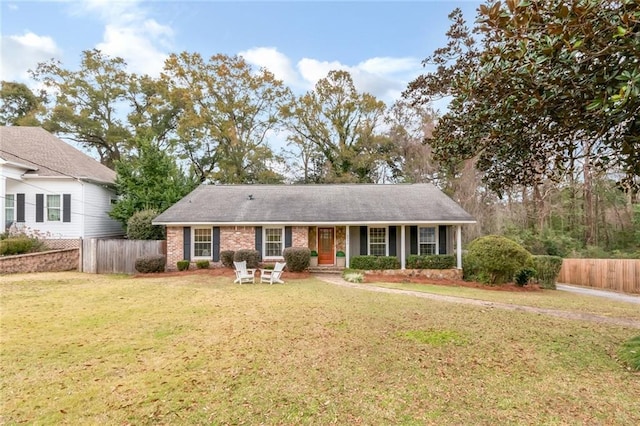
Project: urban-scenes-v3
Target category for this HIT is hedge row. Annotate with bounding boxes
[406,254,455,269]
[350,256,400,270]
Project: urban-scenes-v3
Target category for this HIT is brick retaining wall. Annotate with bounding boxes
[0,249,79,274]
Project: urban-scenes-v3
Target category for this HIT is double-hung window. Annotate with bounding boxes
[5,194,14,228]
[264,227,284,258]
[419,227,437,255]
[47,195,61,221]
[369,227,387,256]
[193,228,212,257]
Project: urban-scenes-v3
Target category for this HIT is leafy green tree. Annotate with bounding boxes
[31,49,180,169]
[162,53,290,183]
[126,209,165,240]
[0,81,44,126]
[405,1,639,194]
[282,70,396,183]
[109,139,198,227]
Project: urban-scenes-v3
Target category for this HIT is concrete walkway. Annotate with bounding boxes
[557,284,640,304]
[313,274,640,329]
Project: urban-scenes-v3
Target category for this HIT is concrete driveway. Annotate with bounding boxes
[557,284,640,305]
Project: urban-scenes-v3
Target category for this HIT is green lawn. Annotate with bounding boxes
[1,272,639,425]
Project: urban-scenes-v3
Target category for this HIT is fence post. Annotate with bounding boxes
[78,237,83,272]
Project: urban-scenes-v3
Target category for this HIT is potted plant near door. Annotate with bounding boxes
[336,250,346,267]
[310,250,318,267]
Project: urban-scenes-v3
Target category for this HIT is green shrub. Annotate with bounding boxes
[0,237,43,256]
[126,209,165,240]
[220,250,235,267]
[336,250,345,257]
[406,254,456,269]
[262,263,275,270]
[465,235,532,284]
[310,250,318,257]
[177,260,190,271]
[514,267,536,286]
[619,335,640,371]
[532,255,563,289]
[233,249,261,269]
[343,272,364,283]
[196,260,210,269]
[283,247,310,272]
[135,255,166,273]
[350,256,400,270]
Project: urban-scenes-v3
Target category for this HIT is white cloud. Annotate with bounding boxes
[297,56,422,104]
[239,47,301,89]
[0,32,62,81]
[240,47,422,104]
[79,0,173,76]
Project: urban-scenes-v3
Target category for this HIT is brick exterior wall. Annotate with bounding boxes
[292,226,308,248]
[166,226,184,271]
[166,225,312,271]
[220,226,255,252]
[0,249,79,274]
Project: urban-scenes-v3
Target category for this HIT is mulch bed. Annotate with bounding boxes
[136,267,540,292]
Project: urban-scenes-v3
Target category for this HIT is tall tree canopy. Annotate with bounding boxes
[162,53,290,183]
[282,70,396,183]
[31,49,179,169]
[405,0,640,195]
[0,81,44,126]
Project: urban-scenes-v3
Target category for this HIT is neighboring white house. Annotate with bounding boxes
[0,126,123,241]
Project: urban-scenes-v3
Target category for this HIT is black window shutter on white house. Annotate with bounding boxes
[63,194,71,222]
[35,194,44,222]
[16,194,25,222]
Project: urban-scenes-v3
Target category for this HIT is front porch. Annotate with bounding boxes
[306,224,464,270]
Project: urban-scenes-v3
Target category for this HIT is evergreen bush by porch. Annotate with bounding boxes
[465,235,532,284]
[177,260,190,271]
[283,247,310,272]
[350,256,400,270]
[220,250,235,267]
[532,255,563,289]
[134,255,166,273]
[406,254,455,269]
[233,249,261,269]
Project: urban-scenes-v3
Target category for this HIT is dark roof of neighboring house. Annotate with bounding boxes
[153,184,476,225]
[0,126,115,184]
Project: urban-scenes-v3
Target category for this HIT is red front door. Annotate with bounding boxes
[317,228,334,265]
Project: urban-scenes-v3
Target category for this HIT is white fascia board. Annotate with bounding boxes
[0,158,38,171]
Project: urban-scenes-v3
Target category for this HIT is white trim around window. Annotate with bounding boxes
[418,226,438,255]
[263,226,284,259]
[192,227,213,258]
[368,226,388,256]
[5,194,15,228]
[46,194,61,222]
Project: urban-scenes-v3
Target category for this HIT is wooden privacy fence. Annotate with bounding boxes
[558,259,640,295]
[81,238,166,274]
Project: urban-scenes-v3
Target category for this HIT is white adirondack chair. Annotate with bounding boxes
[261,262,286,284]
[233,261,255,284]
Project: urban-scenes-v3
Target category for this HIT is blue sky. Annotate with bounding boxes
[1,0,482,105]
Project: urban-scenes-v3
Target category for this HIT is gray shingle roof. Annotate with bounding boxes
[153,184,475,225]
[0,126,115,184]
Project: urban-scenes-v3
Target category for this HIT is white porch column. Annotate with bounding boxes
[456,225,462,269]
[400,225,406,269]
[345,225,350,268]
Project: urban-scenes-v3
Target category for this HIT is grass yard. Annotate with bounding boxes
[1,272,639,425]
[368,281,640,321]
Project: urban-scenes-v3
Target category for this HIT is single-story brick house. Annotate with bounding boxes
[153,184,475,271]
